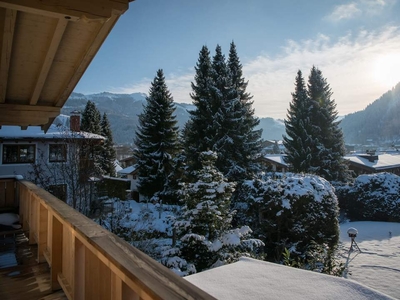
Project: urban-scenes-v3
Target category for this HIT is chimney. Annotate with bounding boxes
[70,111,81,132]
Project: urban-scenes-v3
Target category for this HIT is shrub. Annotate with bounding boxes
[345,172,400,222]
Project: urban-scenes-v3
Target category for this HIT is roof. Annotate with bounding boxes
[0,115,105,141]
[344,153,400,170]
[263,154,288,167]
[118,164,138,175]
[0,0,131,129]
[185,257,393,300]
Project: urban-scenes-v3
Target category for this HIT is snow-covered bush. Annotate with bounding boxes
[345,172,400,222]
[243,173,340,262]
[173,151,263,274]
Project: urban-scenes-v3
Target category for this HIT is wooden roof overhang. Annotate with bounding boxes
[0,0,131,130]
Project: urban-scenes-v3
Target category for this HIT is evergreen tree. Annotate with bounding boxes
[284,67,349,182]
[283,70,314,172]
[134,69,180,203]
[183,45,214,172]
[80,100,103,176]
[177,151,234,272]
[184,44,261,183]
[100,112,117,176]
[307,66,349,182]
[227,41,262,180]
[209,45,239,178]
[81,100,101,134]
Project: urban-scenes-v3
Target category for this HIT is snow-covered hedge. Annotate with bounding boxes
[243,173,340,261]
[345,172,400,222]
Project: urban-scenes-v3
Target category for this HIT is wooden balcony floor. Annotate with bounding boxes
[0,230,67,300]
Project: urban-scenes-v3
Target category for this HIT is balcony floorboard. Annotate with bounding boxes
[0,229,67,300]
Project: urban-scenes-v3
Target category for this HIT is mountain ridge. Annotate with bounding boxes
[63,92,285,144]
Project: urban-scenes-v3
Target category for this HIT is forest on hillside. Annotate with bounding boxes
[340,82,400,145]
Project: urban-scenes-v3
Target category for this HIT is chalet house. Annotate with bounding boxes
[0,114,104,176]
[261,154,288,172]
[117,164,140,201]
[344,153,400,175]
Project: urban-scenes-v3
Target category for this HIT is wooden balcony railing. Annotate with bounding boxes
[1,178,215,300]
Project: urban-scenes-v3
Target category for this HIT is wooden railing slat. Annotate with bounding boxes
[14,179,216,300]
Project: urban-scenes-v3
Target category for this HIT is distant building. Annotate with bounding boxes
[117,164,140,201]
[0,114,105,201]
[261,154,288,173]
[344,153,400,175]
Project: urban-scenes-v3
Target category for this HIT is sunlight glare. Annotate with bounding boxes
[373,53,400,88]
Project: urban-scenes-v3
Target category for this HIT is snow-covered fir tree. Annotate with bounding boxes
[80,100,101,134]
[183,45,214,173]
[184,44,261,183]
[307,66,349,182]
[79,100,103,176]
[168,151,262,274]
[227,41,262,181]
[283,70,314,172]
[284,67,349,182]
[100,112,117,176]
[134,69,180,204]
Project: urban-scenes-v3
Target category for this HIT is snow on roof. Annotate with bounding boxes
[344,153,400,170]
[185,257,394,300]
[263,154,288,166]
[0,124,104,140]
[117,164,138,175]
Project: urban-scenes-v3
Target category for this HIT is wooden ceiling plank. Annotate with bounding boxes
[55,13,120,107]
[0,110,59,125]
[0,0,129,21]
[30,18,68,105]
[0,8,16,103]
[0,103,60,112]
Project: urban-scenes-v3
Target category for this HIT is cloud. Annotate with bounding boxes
[326,0,395,21]
[113,26,400,119]
[326,3,361,21]
[244,26,400,118]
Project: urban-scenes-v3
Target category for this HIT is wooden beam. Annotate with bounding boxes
[56,13,121,107]
[0,0,129,20]
[0,103,60,112]
[30,18,68,105]
[0,8,16,103]
[0,108,60,126]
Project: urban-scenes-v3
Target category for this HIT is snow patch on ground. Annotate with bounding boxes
[340,221,400,299]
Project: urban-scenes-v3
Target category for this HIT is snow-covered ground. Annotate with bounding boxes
[104,201,400,299]
[340,221,400,299]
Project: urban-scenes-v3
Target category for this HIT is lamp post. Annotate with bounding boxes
[347,227,361,252]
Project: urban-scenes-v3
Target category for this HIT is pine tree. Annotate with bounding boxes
[227,41,262,180]
[184,44,261,183]
[307,66,349,182]
[100,112,117,176]
[284,67,349,182]
[183,45,214,172]
[81,100,101,134]
[80,100,103,176]
[283,70,314,172]
[134,69,180,203]
[175,151,235,272]
[209,45,239,178]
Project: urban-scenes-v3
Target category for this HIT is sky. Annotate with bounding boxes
[74,0,400,119]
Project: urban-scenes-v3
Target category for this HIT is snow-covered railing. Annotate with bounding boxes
[15,179,215,300]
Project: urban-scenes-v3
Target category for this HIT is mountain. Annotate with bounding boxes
[63,92,285,144]
[340,83,400,145]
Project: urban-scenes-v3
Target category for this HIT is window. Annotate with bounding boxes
[49,144,67,162]
[2,144,36,164]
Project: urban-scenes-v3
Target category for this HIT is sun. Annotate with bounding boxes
[373,53,400,88]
